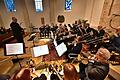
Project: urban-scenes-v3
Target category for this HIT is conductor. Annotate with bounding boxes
[10,17,25,52]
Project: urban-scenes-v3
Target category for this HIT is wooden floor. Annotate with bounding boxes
[0,34,33,75]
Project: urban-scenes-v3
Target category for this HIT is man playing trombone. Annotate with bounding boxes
[79,48,111,80]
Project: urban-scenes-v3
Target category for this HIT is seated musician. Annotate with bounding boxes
[67,36,82,54]
[79,48,110,80]
[50,73,60,80]
[0,74,10,80]
[0,27,6,34]
[51,23,57,38]
[108,26,120,52]
[39,24,45,37]
[45,24,51,38]
[33,74,47,80]
[97,26,106,37]
[64,63,79,80]
[10,68,32,80]
[66,36,82,62]
[56,24,69,44]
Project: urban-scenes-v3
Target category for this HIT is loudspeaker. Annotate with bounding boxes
[57,15,65,23]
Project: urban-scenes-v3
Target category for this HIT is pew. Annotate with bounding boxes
[0,30,14,47]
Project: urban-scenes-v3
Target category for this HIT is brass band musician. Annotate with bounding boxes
[79,48,111,80]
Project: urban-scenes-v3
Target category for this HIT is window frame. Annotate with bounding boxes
[65,0,72,11]
[4,0,16,12]
[34,0,43,13]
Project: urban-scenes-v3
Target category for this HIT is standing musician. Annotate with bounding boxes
[79,48,111,80]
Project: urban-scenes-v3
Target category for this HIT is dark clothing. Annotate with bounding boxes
[91,28,98,38]
[108,36,120,52]
[72,43,82,54]
[33,74,47,80]
[39,26,45,37]
[98,29,105,37]
[10,22,24,43]
[0,74,10,80]
[79,61,109,80]
[50,73,60,80]
[10,22,25,53]
[81,27,92,34]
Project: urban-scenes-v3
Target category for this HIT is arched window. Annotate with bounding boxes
[65,0,72,11]
[4,0,16,12]
[35,0,43,12]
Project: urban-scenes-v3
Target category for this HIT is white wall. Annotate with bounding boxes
[0,0,51,30]
[85,0,105,28]
[84,0,94,23]
[54,0,87,24]
[90,0,105,27]
[0,0,105,30]
[0,0,14,29]
[0,0,27,29]
[25,0,51,28]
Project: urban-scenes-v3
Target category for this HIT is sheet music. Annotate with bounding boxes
[56,43,67,56]
[32,45,49,57]
[6,43,23,55]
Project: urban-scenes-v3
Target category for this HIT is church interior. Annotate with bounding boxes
[0,0,120,80]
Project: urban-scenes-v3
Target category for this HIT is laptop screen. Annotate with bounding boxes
[4,43,24,56]
[32,45,49,57]
[56,42,67,56]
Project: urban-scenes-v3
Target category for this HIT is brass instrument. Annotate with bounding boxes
[78,53,97,64]
[80,56,96,64]
[80,36,109,45]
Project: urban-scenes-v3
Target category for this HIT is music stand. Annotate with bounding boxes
[28,33,36,47]
[4,43,24,68]
[32,45,49,57]
[29,45,49,69]
[55,42,67,57]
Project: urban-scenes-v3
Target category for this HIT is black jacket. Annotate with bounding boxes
[86,61,109,80]
[10,22,24,43]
